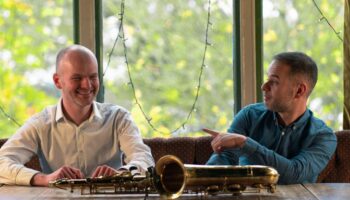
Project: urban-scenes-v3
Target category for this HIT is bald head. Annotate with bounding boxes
[55,45,97,73]
[53,45,100,121]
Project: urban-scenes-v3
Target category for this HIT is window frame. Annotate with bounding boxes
[74,0,263,115]
[73,0,350,130]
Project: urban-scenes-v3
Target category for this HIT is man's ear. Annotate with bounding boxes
[295,83,307,98]
[53,73,62,89]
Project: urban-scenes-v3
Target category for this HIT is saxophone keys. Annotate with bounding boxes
[227,184,246,195]
[205,185,220,195]
[267,184,277,193]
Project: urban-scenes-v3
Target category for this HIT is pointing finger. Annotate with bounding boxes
[202,128,220,137]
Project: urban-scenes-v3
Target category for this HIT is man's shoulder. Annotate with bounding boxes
[17,105,58,133]
[95,102,130,115]
[27,105,57,123]
[241,103,269,115]
[308,111,334,134]
[233,103,271,126]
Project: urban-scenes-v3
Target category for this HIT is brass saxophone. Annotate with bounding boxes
[49,155,279,199]
[49,171,153,194]
[153,155,279,199]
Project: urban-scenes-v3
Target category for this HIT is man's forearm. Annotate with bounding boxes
[30,173,48,186]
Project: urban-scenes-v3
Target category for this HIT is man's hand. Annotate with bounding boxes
[202,128,247,153]
[91,165,117,178]
[30,166,84,186]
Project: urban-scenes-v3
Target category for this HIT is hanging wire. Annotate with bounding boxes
[312,0,343,42]
[4,0,342,132]
[103,3,125,76]
[0,105,21,127]
[105,0,212,134]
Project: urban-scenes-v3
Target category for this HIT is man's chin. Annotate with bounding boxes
[263,102,273,110]
[77,96,95,105]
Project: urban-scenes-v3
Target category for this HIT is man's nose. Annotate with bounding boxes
[81,77,91,88]
[261,82,269,91]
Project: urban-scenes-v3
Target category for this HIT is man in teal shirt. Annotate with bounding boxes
[205,52,337,184]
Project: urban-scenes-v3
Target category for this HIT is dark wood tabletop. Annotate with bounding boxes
[0,183,349,199]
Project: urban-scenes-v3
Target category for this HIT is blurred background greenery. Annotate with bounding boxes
[0,0,344,138]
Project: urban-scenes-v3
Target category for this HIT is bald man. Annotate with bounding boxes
[0,45,154,186]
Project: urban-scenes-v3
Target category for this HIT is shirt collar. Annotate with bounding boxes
[55,98,103,122]
[91,101,103,121]
[55,98,65,122]
[272,109,310,128]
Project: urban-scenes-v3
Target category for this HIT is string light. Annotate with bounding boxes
[104,0,212,134]
[0,105,21,127]
[312,0,343,42]
[1,0,342,133]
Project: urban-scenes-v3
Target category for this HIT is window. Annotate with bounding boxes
[102,0,234,137]
[0,0,73,138]
[1,0,344,139]
[263,0,344,130]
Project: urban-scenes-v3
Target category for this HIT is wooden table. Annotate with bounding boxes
[303,183,350,200]
[0,183,349,199]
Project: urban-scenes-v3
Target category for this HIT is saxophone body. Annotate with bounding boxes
[49,155,279,199]
[153,155,279,199]
[49,172,152,194]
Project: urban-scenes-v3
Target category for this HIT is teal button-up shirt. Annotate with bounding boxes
[206,103,337,184]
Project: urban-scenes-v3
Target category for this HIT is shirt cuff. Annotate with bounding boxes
[118,165,140,175]
[119,164,137,171]
[15,167,40,186]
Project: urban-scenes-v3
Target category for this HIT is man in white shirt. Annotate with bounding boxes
[0,45,154,186]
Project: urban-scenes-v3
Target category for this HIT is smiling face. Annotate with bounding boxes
[53,47,99,113]
[261,60,298,113]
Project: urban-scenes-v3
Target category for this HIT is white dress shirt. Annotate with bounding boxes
[0,99,154,185]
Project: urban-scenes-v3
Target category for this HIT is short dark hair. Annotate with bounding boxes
[273,52,318,95]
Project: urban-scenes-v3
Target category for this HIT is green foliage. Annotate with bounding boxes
[0,0,72,138]
[0,0,344,139]
[103,0,234,137]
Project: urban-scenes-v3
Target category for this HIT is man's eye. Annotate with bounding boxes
[267,80,277,84]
